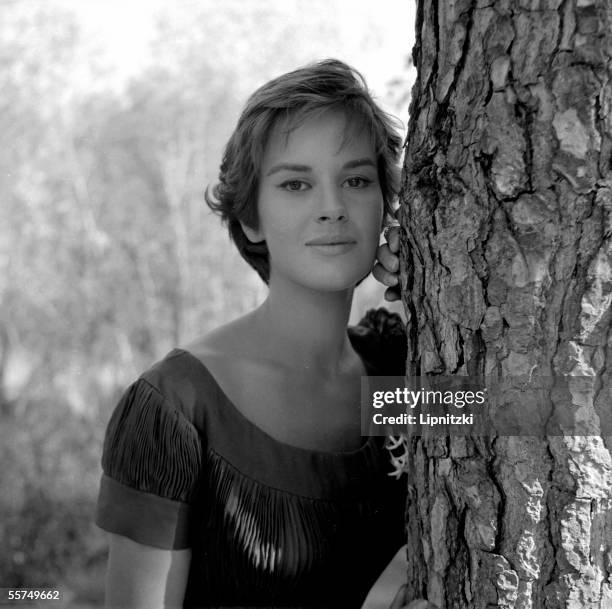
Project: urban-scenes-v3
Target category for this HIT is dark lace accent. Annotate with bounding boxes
[350,307,407,376]
[358,308,405,338]
[101,378,203,503]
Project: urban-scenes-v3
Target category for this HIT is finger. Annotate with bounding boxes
[376,243,400,273]
[372,262,399,287]
[389,584,407,609]
[385,226,401,254]
[384,286,401,302]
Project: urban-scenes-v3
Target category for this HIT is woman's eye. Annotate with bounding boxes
[281,180,309,192]
[344,176,372,188]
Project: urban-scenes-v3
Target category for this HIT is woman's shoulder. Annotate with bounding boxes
[348,306,406,376]
[138,315,257,426]
[132,348,205,423]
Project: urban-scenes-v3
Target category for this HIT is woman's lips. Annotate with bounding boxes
[305,241,357,255]
[305,236,357,246]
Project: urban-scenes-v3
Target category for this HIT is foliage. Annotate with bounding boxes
[0,394,108,600]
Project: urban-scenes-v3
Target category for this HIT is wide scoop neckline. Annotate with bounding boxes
[170,328,377,460]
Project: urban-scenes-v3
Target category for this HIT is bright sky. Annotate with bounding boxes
[51,0,167,85]
[49,0,416,107]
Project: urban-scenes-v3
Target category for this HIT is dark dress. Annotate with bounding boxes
[96,308,407,609]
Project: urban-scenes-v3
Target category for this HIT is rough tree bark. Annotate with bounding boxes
[399,1,612,608]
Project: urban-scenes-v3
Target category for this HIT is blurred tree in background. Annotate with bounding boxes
[0,1,413,604]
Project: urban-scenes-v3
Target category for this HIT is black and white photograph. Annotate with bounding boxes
[1,1,611,608]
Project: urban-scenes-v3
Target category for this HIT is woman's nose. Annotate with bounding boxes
[316,187,348,223]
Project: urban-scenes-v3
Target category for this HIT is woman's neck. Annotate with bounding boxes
[251,276,355,376]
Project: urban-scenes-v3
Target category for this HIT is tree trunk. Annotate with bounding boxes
[400,1,612,607]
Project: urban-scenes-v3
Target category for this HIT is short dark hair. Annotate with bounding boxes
[205,58,403,283]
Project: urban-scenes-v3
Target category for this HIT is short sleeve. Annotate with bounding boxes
[95,378,203,550]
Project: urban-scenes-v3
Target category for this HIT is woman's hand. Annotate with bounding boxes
[390,584,437,609]
[373,225,401,302]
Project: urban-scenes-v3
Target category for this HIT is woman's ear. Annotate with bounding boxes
[239,220,265,244]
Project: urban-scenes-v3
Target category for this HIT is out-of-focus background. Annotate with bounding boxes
[0,0,415,605]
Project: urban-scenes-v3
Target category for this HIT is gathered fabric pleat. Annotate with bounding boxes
[185,448,396,608]
[101,378,203,503]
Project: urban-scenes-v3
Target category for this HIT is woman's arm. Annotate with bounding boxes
[105,533,191,609]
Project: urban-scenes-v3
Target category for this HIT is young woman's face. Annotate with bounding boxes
[246,110,384,292]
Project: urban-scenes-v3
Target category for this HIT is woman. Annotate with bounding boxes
[96,59,428,608]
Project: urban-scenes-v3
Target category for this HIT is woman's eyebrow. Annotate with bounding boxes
[342,158,376,170]
[266,158,376,176]
[266,163,312,176]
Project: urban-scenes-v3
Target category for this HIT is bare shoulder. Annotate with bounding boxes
[179,312,282,431]
[180,312,267,405]
[182,311,258,361]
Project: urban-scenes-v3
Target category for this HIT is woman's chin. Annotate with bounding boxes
[269,258,375,293]
[300,269,371,293]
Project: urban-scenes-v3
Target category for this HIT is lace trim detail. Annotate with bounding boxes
[351,308,407,377]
